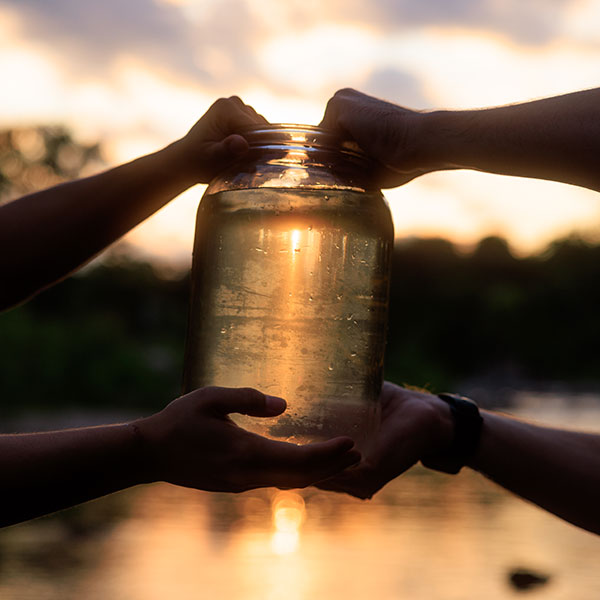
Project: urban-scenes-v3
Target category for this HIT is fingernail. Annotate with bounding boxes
[265,395,286,414]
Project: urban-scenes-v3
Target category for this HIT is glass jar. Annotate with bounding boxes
[183,124,394,452]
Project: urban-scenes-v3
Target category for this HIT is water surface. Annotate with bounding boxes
[1,399,599,599]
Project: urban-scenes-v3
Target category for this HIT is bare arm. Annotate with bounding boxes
[318,383,600,535]
[1,387,360,527]
[0,96,266,311]
[320,87,600,192]
[469,409,600,534]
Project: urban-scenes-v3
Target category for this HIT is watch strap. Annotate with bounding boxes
[423,393,483,475]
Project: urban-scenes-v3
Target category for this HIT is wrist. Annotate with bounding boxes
[422,393,484,474]
[127,418,162,484]
[420,109,478,172]
[422,392,455,454]
[157,138,201,188]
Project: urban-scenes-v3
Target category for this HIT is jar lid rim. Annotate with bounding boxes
[239,123,370,161]
[241,123,325,132]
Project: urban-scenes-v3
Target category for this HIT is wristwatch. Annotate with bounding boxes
[422,393,484,475]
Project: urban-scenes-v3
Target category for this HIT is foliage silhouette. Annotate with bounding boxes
[1,126,599,415]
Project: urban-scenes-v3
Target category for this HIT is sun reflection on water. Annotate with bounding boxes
[270,490,306,555]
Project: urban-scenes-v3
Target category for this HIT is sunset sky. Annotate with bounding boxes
[2,0,600,264]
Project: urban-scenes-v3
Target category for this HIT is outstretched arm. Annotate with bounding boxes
[318,382,600,535]
[320,87,600,192]
[0,97,267,311]
[1,386,360,527]
[468,408,600,534]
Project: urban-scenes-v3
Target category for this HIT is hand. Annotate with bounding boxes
[135,386,361,493]
[175,96,269,184]
[317,382,453,499]
[319,88,434,188]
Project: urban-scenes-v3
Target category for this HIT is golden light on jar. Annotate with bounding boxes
[290,228,302,254]
[270,491,306,555]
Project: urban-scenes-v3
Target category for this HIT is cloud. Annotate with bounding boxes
[360,68,432,108]
[2,0,578,96]
[2,0,194,75]
[340,0,575,46]
[0,0,265,90]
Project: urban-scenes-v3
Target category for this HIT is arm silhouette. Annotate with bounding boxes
[0,96,267,311]
[320,87,600,192]
[1,387,360,527]
[318,382,600,535]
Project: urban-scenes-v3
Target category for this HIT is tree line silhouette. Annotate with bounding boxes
[2,233,599,416]
[1,126,599,415]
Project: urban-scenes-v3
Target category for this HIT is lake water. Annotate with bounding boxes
[1,396,600,599]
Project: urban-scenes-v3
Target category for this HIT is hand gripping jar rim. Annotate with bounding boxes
[207,123,381,195]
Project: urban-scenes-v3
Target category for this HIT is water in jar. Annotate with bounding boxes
[184,188,393,452]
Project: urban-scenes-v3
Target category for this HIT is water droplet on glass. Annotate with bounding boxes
[294,247,301,253]
[309,295,313,302]
[327,364,334,371]
[220,327,227,334]
[350,351,357,357]
[308,225,313,231]
[336,293,343,301]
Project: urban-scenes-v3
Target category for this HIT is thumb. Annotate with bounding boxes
[210,134,249,163]
[203,386,287,418]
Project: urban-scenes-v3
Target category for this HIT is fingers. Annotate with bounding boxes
[205,134,250,165]
[208,96,269,135]
[227,96,268,125]
[319,88,361,131]
[246,436,362,489]
[201,386,287,418]
[315,463,384,499]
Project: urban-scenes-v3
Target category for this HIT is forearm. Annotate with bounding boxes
[422,88,600,191]
[0,139,193,310]
[0,423,148,526]
[467,410,600,534]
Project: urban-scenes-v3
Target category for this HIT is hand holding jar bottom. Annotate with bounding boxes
[317,87,600,536]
